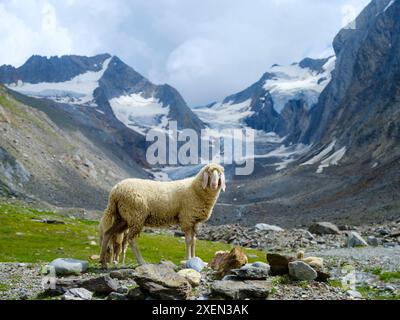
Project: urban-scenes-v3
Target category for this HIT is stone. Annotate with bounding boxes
[209,251,229,270]
[384,285,395,292]
[211,280,272,299]
[117,286,129,294]
[109,269,135,280]
[288,261,318,281]
[62,288,93,300]
[174,231,185,237]
[90,255,100,261]
[267,253,294,275]
[80,275,120,294]
[53,275,119,295]
[127,287,146,300]
[346,290,363,299]
[308,222,340,235]
[133,263,192,300]
[209,247,248,277]
[177,269,202,286]
[49,258,89,275]
[346,231,368,248]
[231,262,270,280]
[107,292,128,300]
[367,236,379,246]
[315,270,331,282]
[160,260,178,270]
[186,257,207,272]
[254,224,284,232]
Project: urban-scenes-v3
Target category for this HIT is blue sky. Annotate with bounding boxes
[0,0,370,106]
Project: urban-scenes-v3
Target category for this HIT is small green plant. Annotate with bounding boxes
[272,275,290,285]
[379,271,400,282]
[328,279,343,288]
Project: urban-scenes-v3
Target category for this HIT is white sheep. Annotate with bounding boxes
[99,163,226,267]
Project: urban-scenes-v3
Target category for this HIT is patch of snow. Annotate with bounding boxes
[384,0,395,12]
[7,57,112,106]
[264,56,336,113]
[109,93,170,135]
[301,140,336,166]
[245,143,311,171]
[194,99,253,129]
[316,146,346,173]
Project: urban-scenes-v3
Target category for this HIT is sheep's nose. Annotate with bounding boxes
[211,183,218,190]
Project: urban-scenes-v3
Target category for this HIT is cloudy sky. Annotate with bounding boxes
[0,0,370,106]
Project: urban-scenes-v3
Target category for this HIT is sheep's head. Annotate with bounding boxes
[200,163,226,192]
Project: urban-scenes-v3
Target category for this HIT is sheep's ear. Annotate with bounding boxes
[220,173,226,192]
[202,172,209,189]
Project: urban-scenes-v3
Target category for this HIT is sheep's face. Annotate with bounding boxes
[201,163,226,192]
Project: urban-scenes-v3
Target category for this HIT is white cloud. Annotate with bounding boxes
[0,0,371,105]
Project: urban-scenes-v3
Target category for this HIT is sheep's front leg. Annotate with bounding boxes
[130,237,145,265]
[191,228,196,258]
[185,230,193,260]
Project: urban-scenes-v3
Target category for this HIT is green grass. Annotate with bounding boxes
[0,283,10,292]
[0,202,265,265]
[357,285,400,300]
[379,272,400,282]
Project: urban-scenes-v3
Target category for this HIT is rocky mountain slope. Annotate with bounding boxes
[0,84,146,209]
[0,54,206,208]
[202,0,400,227]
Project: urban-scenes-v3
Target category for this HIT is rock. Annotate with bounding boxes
[133,263,192,300]
[117,286,129,294]
[211,280,272,299]
[160,260,178,271]
[174,231,185,237]
[127,287,146,300]
[80,275,120,294]
[267,253,294,275]
[53,275,119,295]
[384,285,395,292]
[254,224,284,232]
[209,247,248,276]
[49,258,89,275]
[309,222,340,235]
[90,255,100,261]
[62,288,93,300]
[109,269,135,280]
[367,236,379,246]
[231,262,270,280]
[209,251,229,270]
[315,270,331,282]
[288,261,318,281]
[346,290,363,299]
[177,269,201,287]
[346,231,368,248]
[375,228,390,236]
[107,292,128,300]
[186,257,207,272]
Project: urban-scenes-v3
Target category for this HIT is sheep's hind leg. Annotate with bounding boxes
[129,236,145,265]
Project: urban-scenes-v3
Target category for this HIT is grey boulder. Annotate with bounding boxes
[231,262,270,280]
[211,280,272,299]
[49,258,89,275]
[308,222,340,235]
[346,231,368,248]
[288,261,318,281]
